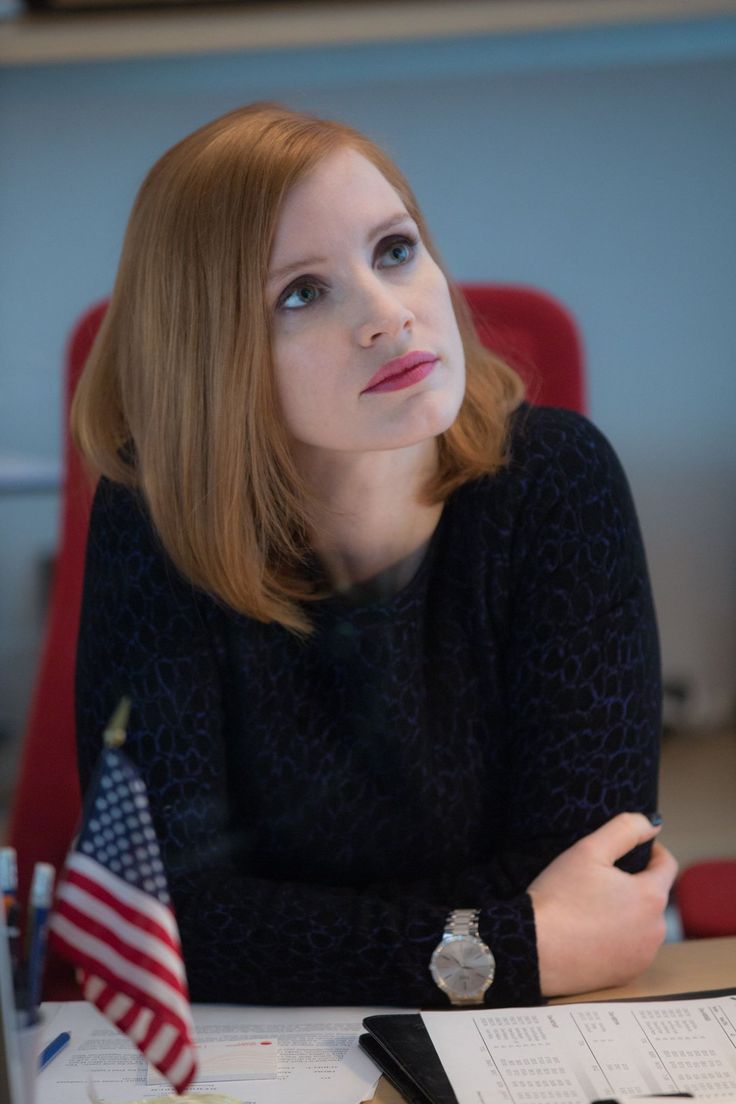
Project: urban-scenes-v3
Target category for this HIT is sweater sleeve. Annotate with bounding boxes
[452,408,661,917]
[75,479,534,1008]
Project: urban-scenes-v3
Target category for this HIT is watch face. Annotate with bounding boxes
[430,936,495,1000]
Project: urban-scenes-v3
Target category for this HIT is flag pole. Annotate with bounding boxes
[103,697,130,749]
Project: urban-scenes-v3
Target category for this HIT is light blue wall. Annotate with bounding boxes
[1,17,735,739]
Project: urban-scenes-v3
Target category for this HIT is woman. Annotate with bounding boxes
[72,103,677,1008]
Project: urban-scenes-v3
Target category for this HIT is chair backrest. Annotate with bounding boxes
[676,859,736,939]
[7,284,585,998]
[7,301,107,999]
[461,283,586,414]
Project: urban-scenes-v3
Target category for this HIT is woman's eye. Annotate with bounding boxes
[279,282,322,310]
[378,236,417,268]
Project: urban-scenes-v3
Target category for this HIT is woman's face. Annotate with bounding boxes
[268,146,465,460]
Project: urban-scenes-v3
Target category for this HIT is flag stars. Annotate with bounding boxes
[144,873,169,900]
[77,759,172,901]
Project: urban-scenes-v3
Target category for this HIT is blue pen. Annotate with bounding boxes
[38,1030,71,1071]
[25,862,55,1025]
[0,846,21,996]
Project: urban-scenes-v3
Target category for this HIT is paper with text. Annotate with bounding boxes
[37,1000,414,1104]
[423,994,736,1104]
[145,1037,278,1084]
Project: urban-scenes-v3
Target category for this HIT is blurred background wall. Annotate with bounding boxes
[1,8,735,786]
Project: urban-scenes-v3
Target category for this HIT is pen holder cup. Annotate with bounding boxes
[15,1018,41,1104]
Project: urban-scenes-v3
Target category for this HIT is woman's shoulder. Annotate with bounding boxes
[87,476,157,557]
[507,403,620,473]
[90,473,147,515]
[451,403,637,553]
[466,403,629,505]
[85,477,204,610]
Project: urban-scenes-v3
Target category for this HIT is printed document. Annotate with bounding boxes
[37,1000,412,1104]
[423,993,736,1104]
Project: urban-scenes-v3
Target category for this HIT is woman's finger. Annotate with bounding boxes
[636,841,679,895]
[581,812,663,865]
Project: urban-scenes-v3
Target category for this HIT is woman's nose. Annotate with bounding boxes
[354,276,415,348]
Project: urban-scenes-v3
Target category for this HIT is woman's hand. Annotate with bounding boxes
[528,812,678,998]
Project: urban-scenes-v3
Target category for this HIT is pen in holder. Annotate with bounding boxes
[23,863,55,1028]
[1,848,21,996]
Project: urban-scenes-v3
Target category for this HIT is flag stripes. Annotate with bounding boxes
[48,744,198,1094]
[58,852,180,942]
[50,911,194,1029]
[83,974,197,1090]
[54,870,186,985]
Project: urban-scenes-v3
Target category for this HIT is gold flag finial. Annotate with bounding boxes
[103,696,131,749]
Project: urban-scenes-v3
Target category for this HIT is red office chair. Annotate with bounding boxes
[8,285,585,999]
[676,860,736,939]
[461,283,586,414]
[8,301,107,999]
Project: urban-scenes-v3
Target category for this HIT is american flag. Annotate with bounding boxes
[49,736,198,1094]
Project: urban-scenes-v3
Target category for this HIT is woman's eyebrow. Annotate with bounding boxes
[268,211,414,284]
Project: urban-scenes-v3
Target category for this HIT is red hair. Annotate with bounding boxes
[72,103,523,632]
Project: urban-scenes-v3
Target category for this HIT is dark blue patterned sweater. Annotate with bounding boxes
[75,405,660,1008]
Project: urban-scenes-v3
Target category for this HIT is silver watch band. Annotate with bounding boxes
[444,908,481,939]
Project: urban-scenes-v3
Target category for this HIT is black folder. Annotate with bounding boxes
[360,1013,457,1104]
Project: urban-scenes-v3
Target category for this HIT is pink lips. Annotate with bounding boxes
[361,350,439,394]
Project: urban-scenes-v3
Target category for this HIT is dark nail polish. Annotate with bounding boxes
[647,811,663,826]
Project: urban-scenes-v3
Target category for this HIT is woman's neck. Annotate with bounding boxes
[297,439,443,601]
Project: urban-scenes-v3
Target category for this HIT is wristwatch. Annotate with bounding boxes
[429,909,496,1006]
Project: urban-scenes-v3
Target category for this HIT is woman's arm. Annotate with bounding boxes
[489,408,662,885]
[372,410,664,904]
[453,408,675,994]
